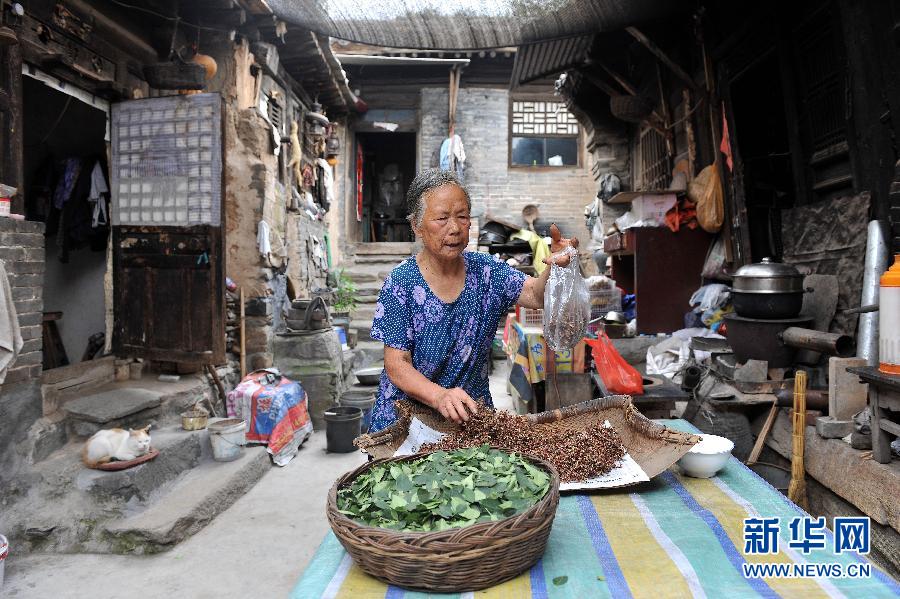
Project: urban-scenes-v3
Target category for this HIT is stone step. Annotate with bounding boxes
[103,445,270,554]
[351,242,416,256]
[76,426,204,502]
[350,255,410,266]
[355,340,384,363]
[64,389,163,437]
[58,370,231,441]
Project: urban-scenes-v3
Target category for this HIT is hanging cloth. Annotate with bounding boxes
[719,102,733,172]
[356,144,364,222]
[257,220,272,256]
[88,161,109,228]
[316,158,334,212]
[439,134,466,180]
[0,260,23,384]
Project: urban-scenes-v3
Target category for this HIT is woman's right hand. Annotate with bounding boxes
[433,387,478,423]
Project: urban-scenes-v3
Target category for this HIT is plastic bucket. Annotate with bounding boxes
[339,391,376,433]
[324,406,362,453]
[208,418,246,462]
[0,533,8,590]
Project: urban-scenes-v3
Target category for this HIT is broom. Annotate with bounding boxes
[787,370,809,510]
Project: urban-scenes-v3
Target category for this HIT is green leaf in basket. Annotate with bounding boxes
[461,505,481,520]
[395,473,413,492]
[553,576,569,586]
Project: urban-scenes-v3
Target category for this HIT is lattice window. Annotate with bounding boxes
[511,100,579,135]
[510,98,580,167]
[111,93,222,226]
[638,126,668,191]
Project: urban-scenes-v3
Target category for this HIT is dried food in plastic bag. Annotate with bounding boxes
[543,247,590,351]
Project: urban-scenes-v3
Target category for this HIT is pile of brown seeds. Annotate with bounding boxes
[422,407,626,482]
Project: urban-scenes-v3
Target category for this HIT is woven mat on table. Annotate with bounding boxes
[292,420,900,599]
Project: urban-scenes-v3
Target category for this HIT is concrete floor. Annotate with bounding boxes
[2,359,517,599]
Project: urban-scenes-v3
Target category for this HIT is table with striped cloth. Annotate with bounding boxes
[292,420,900,598]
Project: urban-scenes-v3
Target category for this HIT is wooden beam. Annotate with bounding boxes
[591,60,639,96]
[626,26,699,91]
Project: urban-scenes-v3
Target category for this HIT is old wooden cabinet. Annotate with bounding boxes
[605,227,712,335]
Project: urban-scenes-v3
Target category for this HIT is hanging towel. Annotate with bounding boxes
[88,161,109,228]
[509,229,551,275]
[0,260,23,384]
[316,158,335,210]
[439,134,466,179]
[257,220,272,256]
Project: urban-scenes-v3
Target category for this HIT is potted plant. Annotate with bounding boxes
[331,268,358,337]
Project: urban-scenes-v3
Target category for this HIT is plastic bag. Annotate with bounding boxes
[689,164,724,233]
[586,333,644,395]
[543,247,590,351]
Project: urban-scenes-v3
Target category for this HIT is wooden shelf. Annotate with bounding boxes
[607,189,685,205]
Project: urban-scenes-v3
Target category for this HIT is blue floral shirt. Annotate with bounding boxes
[369,251,527,432]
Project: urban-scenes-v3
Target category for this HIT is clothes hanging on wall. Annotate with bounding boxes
[315,158,334,213]
[439,134,466,180]
[31,156,111,262]
[0,260,23,385]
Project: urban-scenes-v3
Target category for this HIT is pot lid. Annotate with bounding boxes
[733,257,802,279]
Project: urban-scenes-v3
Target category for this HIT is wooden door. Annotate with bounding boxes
[110,94,225,364]
[0,43,23,213]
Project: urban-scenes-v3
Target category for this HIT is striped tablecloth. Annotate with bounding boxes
[292,420,900,598]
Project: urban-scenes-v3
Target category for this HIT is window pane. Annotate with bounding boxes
[512,137,545,166]
[546,137,578,166]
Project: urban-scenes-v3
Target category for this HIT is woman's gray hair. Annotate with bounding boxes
[406,168,471,228]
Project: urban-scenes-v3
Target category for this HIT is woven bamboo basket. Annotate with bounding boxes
[326,449,561,592]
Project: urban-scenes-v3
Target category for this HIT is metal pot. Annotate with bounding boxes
[731,258,808,319]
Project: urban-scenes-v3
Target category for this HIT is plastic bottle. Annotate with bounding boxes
[880,254,900,374]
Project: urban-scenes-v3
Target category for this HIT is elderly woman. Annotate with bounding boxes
[369,169,576,432]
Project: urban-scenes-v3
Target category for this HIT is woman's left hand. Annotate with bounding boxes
[542,223,579,268]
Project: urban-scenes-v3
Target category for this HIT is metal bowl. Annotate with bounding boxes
[354,367,383,386]
[181,410,209,431]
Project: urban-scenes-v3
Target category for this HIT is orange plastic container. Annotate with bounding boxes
[880,255,900,374]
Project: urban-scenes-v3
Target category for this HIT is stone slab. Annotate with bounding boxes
[64,389,163,424]
[829,357,868,420]
[76,427,203,501]
[815,416,854,439]
[735,359,769,383]
[104,446,270,553]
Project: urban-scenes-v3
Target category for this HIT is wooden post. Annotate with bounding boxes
[239,287,246,378]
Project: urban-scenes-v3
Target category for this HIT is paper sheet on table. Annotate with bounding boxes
[393,418,649,489]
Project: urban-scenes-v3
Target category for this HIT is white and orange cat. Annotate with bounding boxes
[81,425,152,468]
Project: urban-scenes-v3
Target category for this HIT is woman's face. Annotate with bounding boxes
[414,184,471,261]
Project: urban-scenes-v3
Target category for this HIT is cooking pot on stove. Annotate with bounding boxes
[731,258,809,319]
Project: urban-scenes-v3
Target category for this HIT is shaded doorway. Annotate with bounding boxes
[22,74,109,369]
[356,132,416,242]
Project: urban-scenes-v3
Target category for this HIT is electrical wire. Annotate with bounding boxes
[38,95,73,145]
[106,0,237,34]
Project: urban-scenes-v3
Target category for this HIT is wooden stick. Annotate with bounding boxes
[626,26,699,91]
[239,287,246,379]
[683,88,697,177]
[746,401,779,466]
[788,370,809,510]
[204,364,223,417]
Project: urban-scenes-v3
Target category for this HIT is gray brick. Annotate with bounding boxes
[6,261,44,274]
[17,312,42,327]
[13,351,42,366]
[21,338,41,354]
[20,325,41,341]
[13,298,42,314]
[9,274,42,288]
[11,286,36,301]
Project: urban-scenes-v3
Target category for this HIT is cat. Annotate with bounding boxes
[82,425,152,468]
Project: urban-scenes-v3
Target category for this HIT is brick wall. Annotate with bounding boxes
[0,218,45,482]
[419,87,597,239]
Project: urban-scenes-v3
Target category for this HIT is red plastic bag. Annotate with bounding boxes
[585,332,644,395]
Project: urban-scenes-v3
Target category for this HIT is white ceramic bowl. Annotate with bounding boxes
[677,434,735,478]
